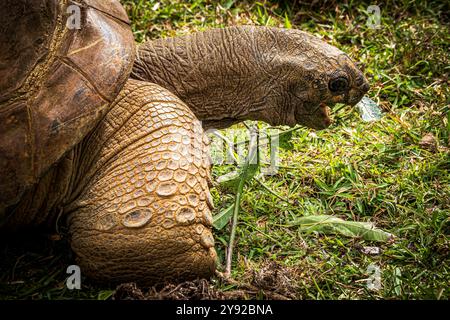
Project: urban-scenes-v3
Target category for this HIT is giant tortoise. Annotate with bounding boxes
[0,0,369,284]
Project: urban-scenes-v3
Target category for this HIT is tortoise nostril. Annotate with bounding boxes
[361,82,370,93]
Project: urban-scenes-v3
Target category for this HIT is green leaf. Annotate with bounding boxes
[97,290,114,300]
[290,215,395,242]
[284,12,292,29]
[356,96,383,122]
[223,0,235,10]
[393,267,403,296]
[217,170,241,190]
[213,204,235,230]
[214,127,260,231]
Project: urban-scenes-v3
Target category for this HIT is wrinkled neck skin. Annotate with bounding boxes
[132,26,292,129]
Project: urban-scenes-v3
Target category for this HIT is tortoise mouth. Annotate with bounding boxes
[314,103,332,129]
[293,102,333,130]
[323,104,332,125]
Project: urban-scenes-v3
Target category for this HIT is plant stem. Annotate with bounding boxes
[225,124,259,278]
[224,180,244,278]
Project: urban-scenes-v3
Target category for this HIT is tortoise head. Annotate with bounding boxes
[246,28,370,129]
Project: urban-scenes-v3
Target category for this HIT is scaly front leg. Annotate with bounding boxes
[65,79,216,284]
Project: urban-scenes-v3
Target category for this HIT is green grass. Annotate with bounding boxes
[1,0,448,299]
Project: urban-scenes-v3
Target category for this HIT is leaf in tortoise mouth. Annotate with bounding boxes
[356,96,383,122]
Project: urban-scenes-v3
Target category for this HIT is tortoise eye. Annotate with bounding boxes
[329,77,349,93]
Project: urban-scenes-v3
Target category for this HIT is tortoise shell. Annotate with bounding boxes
[0,0,135,211]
